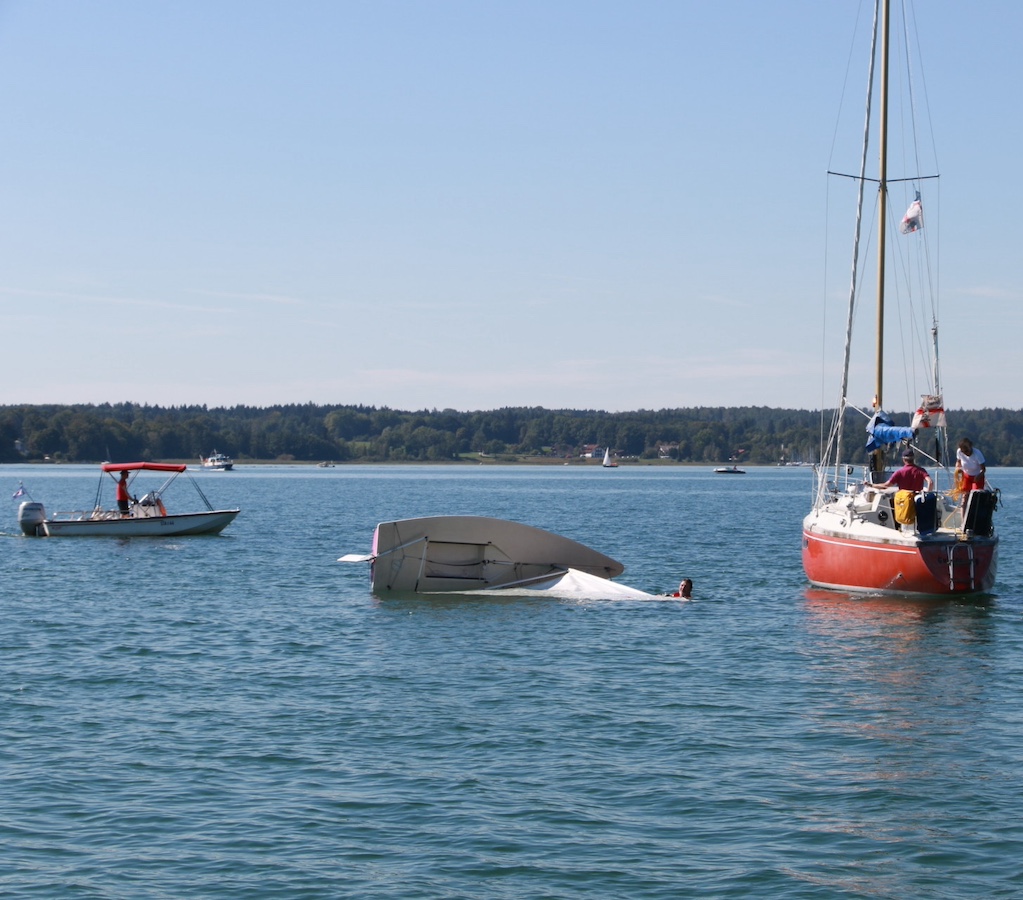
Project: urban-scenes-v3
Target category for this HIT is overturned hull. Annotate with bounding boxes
[342,515,627,595]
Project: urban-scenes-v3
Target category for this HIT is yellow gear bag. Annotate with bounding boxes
[894,490,917,525]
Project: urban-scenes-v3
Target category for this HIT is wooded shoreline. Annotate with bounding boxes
[4,402,1022,466]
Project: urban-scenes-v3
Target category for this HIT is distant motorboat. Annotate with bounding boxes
[714,465,746,475]
[18,462,240,537]
[200,450,234,471]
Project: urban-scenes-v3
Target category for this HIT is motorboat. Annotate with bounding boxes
[18,462,240,537]
[199,451,234,470]
[801,0,998,596]
[714,466,746,475]
[340,515,652,599]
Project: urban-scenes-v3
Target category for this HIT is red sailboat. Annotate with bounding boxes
[801,0,999,596]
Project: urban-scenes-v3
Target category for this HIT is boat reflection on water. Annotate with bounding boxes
[800,587,995,666]
[801,588,994,628]
[799,587,994,733]
[802,589,994,630]
[796,585,996,852]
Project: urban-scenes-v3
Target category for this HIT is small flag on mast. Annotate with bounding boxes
[912,395,946,429]
[900,195,923,234]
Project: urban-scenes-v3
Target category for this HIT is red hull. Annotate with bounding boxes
[802,529,997,596]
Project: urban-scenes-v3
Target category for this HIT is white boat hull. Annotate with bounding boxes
[347,515,626,594]
[37,509,239,537]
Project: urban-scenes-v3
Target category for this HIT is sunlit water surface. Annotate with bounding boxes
[3,464,1023,898]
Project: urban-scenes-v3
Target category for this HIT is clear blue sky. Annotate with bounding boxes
[2,1,1020,412]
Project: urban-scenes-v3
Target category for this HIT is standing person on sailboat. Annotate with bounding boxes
[955,438,987,493]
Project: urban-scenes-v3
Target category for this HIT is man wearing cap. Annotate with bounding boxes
[881,449,933,493]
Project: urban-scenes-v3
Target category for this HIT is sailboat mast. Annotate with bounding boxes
[874,0,890,413]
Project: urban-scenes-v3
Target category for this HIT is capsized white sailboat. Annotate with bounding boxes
[340,515,653,598]
[801,0,998,596]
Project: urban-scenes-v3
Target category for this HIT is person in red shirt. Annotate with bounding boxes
[663,578,693,599]
[673,579,693,599]
[882,449,932,493]
[115,470,131,516]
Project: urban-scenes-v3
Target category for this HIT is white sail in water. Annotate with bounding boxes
[900,198,923,234]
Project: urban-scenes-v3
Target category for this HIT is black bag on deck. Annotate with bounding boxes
[914,492,938,535]
[964,491,996,537]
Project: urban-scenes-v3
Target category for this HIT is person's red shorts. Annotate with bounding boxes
[962,473,986,492]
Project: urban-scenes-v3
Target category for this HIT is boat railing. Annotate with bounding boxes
[811,463,868,505]
[49,506,124,522]
[813,461,981,534]
[49,500,169,521]
[815,459,958,497]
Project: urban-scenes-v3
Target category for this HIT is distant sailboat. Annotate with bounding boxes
[602,448,618,468]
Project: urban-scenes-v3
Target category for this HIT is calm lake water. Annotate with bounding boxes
[3,463,1023,898]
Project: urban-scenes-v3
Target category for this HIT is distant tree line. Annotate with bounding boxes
[2,403,1022,466]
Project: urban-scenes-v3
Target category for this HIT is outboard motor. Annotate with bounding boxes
[18,501,47,537]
